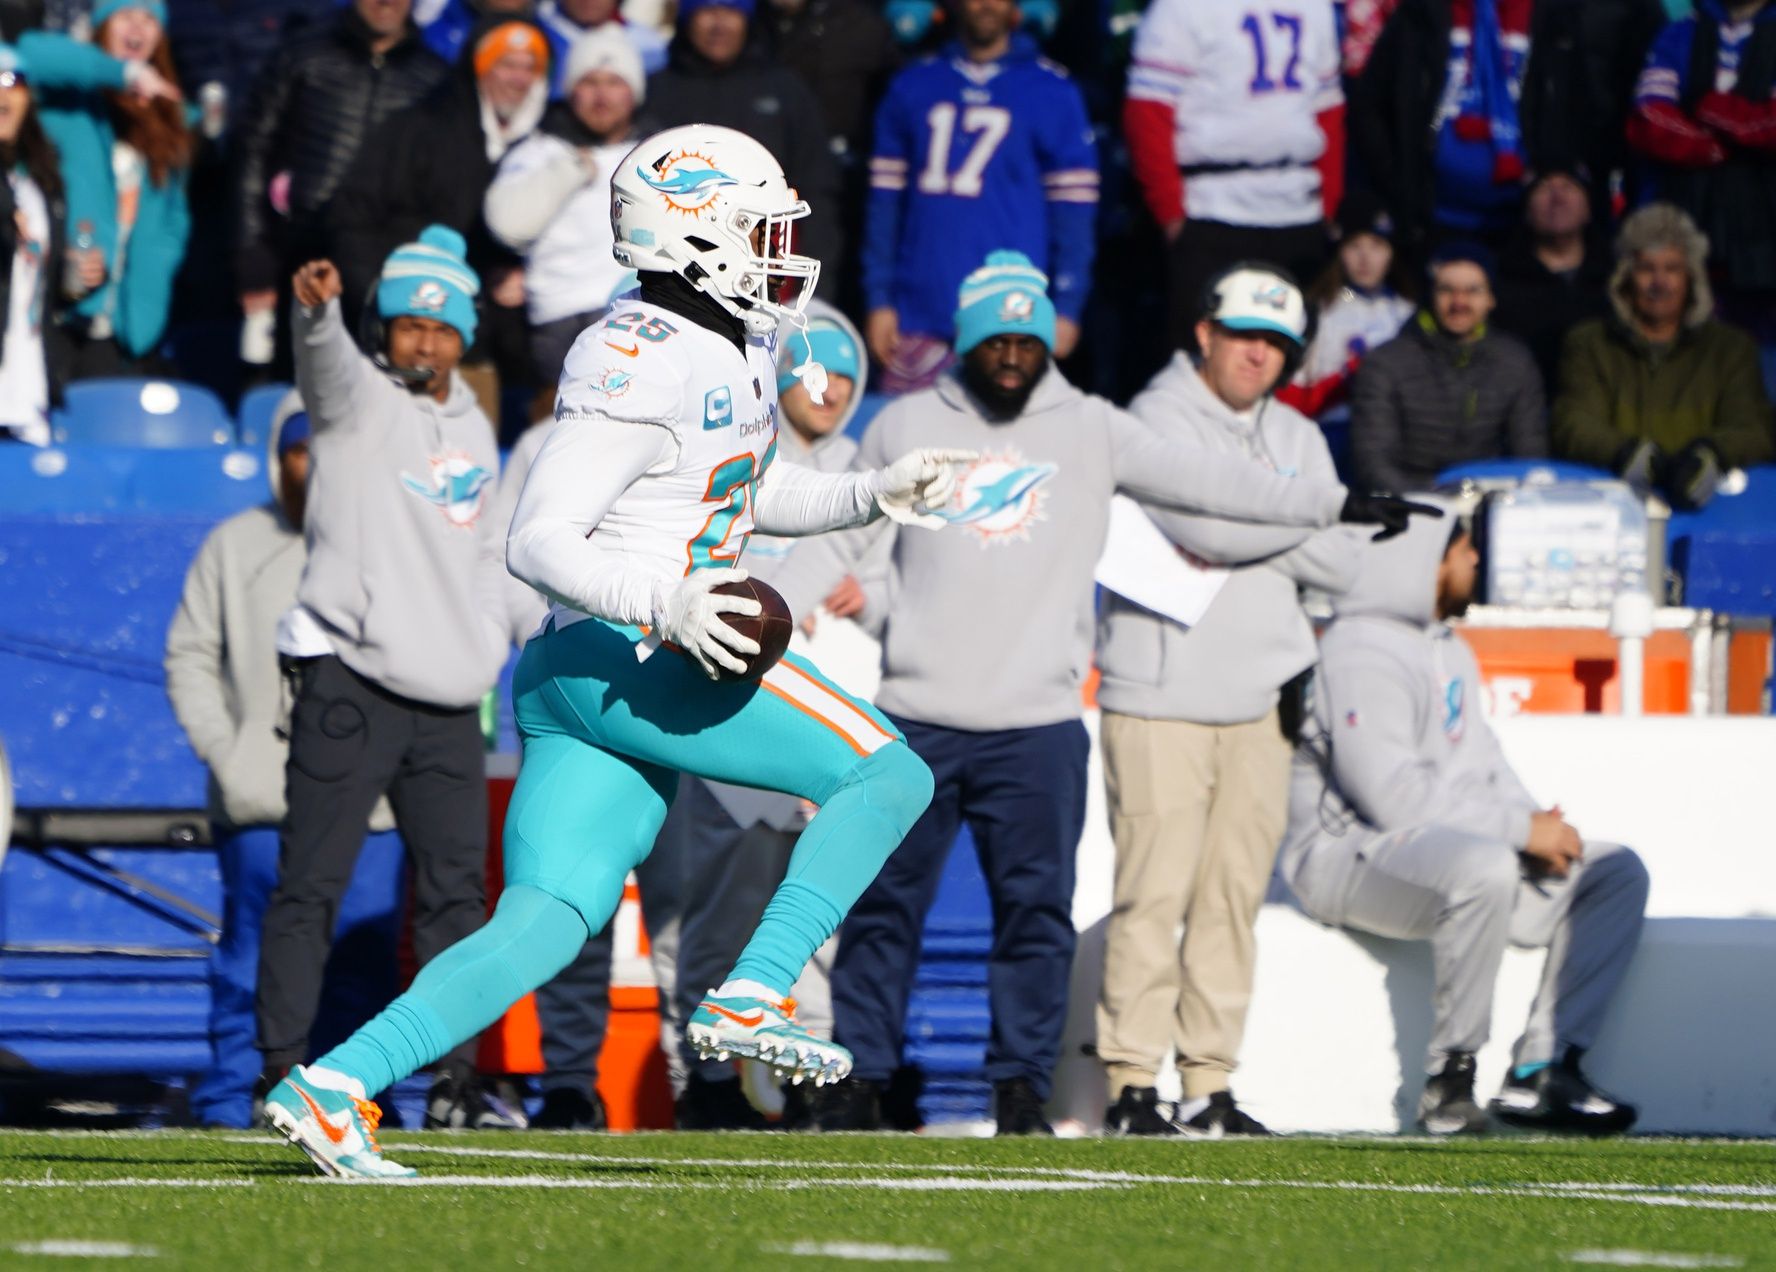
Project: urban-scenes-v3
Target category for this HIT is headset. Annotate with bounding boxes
[355,277,485,388]
[1198,259,1317,391]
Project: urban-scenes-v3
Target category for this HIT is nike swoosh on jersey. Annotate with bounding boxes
[606,341,640,357]
[295,1086,350,1144]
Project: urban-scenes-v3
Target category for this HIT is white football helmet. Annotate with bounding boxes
[611,124,820,337]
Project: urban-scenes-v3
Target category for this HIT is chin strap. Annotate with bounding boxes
[784,305,828,406]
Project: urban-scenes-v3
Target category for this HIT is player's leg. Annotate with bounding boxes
[531,620,933,1078]
[1493,841,1648,1132]
[265,701,673,1176]
[827,719,965,1117]
[531,928,616,1127]
[964,719,1090,1133]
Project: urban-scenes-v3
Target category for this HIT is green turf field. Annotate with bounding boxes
[1,1130,1771,1270]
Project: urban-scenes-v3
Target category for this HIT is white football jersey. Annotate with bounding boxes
[1127,0,1341,227]
[552,297,782,593]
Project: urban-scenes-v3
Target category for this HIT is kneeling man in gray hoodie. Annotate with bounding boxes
[1281,506,1649,1135]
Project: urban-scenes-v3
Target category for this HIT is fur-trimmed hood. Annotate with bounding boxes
[1608,202,1714,333]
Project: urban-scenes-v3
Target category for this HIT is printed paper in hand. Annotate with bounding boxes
[1094,495,1230,628]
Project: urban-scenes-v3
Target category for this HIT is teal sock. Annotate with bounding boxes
[1511,1061,1551,1082]
[728,743,933,994]
[315,884,589,1096]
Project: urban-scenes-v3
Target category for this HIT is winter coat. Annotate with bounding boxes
[164,390,396,831]
[765,0,900,162]
[164,0,336,137]
[1492,237,1612,398]
[232,9,449,291]
[1350,0,1662,259]
[1552,315,1776,471]
[326,14,550,317]
[1349,314,1548,492]
[645,36,842,278]
[38,91,192,358]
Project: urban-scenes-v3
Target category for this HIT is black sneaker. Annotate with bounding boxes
[250,1064,292,1129]
[1417,1053,1489,1135]
[1489,1047,1637,1136]
[530,1087,607,1131]
[1177,1090,1271,1137]
[1105,1085,1180,1136]
[424,1068,523,1130]
[808,1077,883,1132]
[994,1078,1054,1137]
[675,1075,769,1131]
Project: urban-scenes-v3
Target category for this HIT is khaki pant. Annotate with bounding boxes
[1095,709,1290,1099]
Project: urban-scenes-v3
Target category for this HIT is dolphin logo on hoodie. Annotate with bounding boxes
[402,453,494,528]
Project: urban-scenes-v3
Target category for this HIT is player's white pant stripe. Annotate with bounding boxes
[761,661,894,757]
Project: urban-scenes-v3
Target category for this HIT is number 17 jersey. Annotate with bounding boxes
[553,298,781,590]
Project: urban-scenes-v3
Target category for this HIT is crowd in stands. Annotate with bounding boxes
[3,0,1776,1139]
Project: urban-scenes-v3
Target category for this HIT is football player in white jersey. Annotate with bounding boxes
[261,125,974,1178]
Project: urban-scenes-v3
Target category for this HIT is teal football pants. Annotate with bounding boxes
[317,618,933,1097]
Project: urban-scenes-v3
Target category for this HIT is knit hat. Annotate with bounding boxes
[953,250,1057,355]
[92,0,167,29]
[0,42,28,84]
[1427,239,1497,291]
[1332,190,1395,244]
[777,318,860,394]
[376,225,481,346]
[474,20,551,79]
[277,410,311,457]
[564,26,645,103]
[678,0,756,25]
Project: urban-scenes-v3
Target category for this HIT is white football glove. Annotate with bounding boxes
[650,567,761,680]
[873,448,979,528]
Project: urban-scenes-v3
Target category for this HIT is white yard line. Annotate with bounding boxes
[9,1240,159,1257]
[0,1179,252,1189]
[761,1241,951,1263]
[1564,1252,1745,1268]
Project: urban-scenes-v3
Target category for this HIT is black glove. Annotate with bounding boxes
[1613,438,1667,495]
[1339,491,1445,542]
[1666,439,1723,511]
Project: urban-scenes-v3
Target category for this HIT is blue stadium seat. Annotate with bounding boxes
[52,379,235,449]
[236,382,293,448]
[1668,464,1776,619]
[1435,458,1613,486]
[0,445,267,517]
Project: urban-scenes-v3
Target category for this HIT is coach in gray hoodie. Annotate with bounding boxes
[166,395,402,1128]
[770,251,1431,1135]
[256,226,511,1129]
[1281,505,1648,1136]
[1095,265,1368,1139]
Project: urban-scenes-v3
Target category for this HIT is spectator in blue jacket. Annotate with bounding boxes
[862,0,1098,393]
[40,0,193,378]
[536,0,666,94]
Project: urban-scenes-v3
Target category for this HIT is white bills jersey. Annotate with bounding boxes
[553,298,782,586]
[1127,0,1341,227]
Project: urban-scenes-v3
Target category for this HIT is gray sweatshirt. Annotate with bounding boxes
[770,365,1350,732]
[1098,355,1367,725]
[1278,503,1539,896]
[164,391,396,830]
[290,297,507,708]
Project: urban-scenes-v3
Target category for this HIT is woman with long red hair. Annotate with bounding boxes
[40,0,192,378]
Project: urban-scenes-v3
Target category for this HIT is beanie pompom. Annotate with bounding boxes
[419,224,469,259]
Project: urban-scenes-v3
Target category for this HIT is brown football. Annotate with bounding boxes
[710,577,794,682]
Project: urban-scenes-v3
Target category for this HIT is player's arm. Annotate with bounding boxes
[752,450,978,536]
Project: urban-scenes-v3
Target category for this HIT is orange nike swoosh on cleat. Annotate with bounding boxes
[704,1003,767,1027]
[606,341,640,356]
[294,1086,350,1144]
